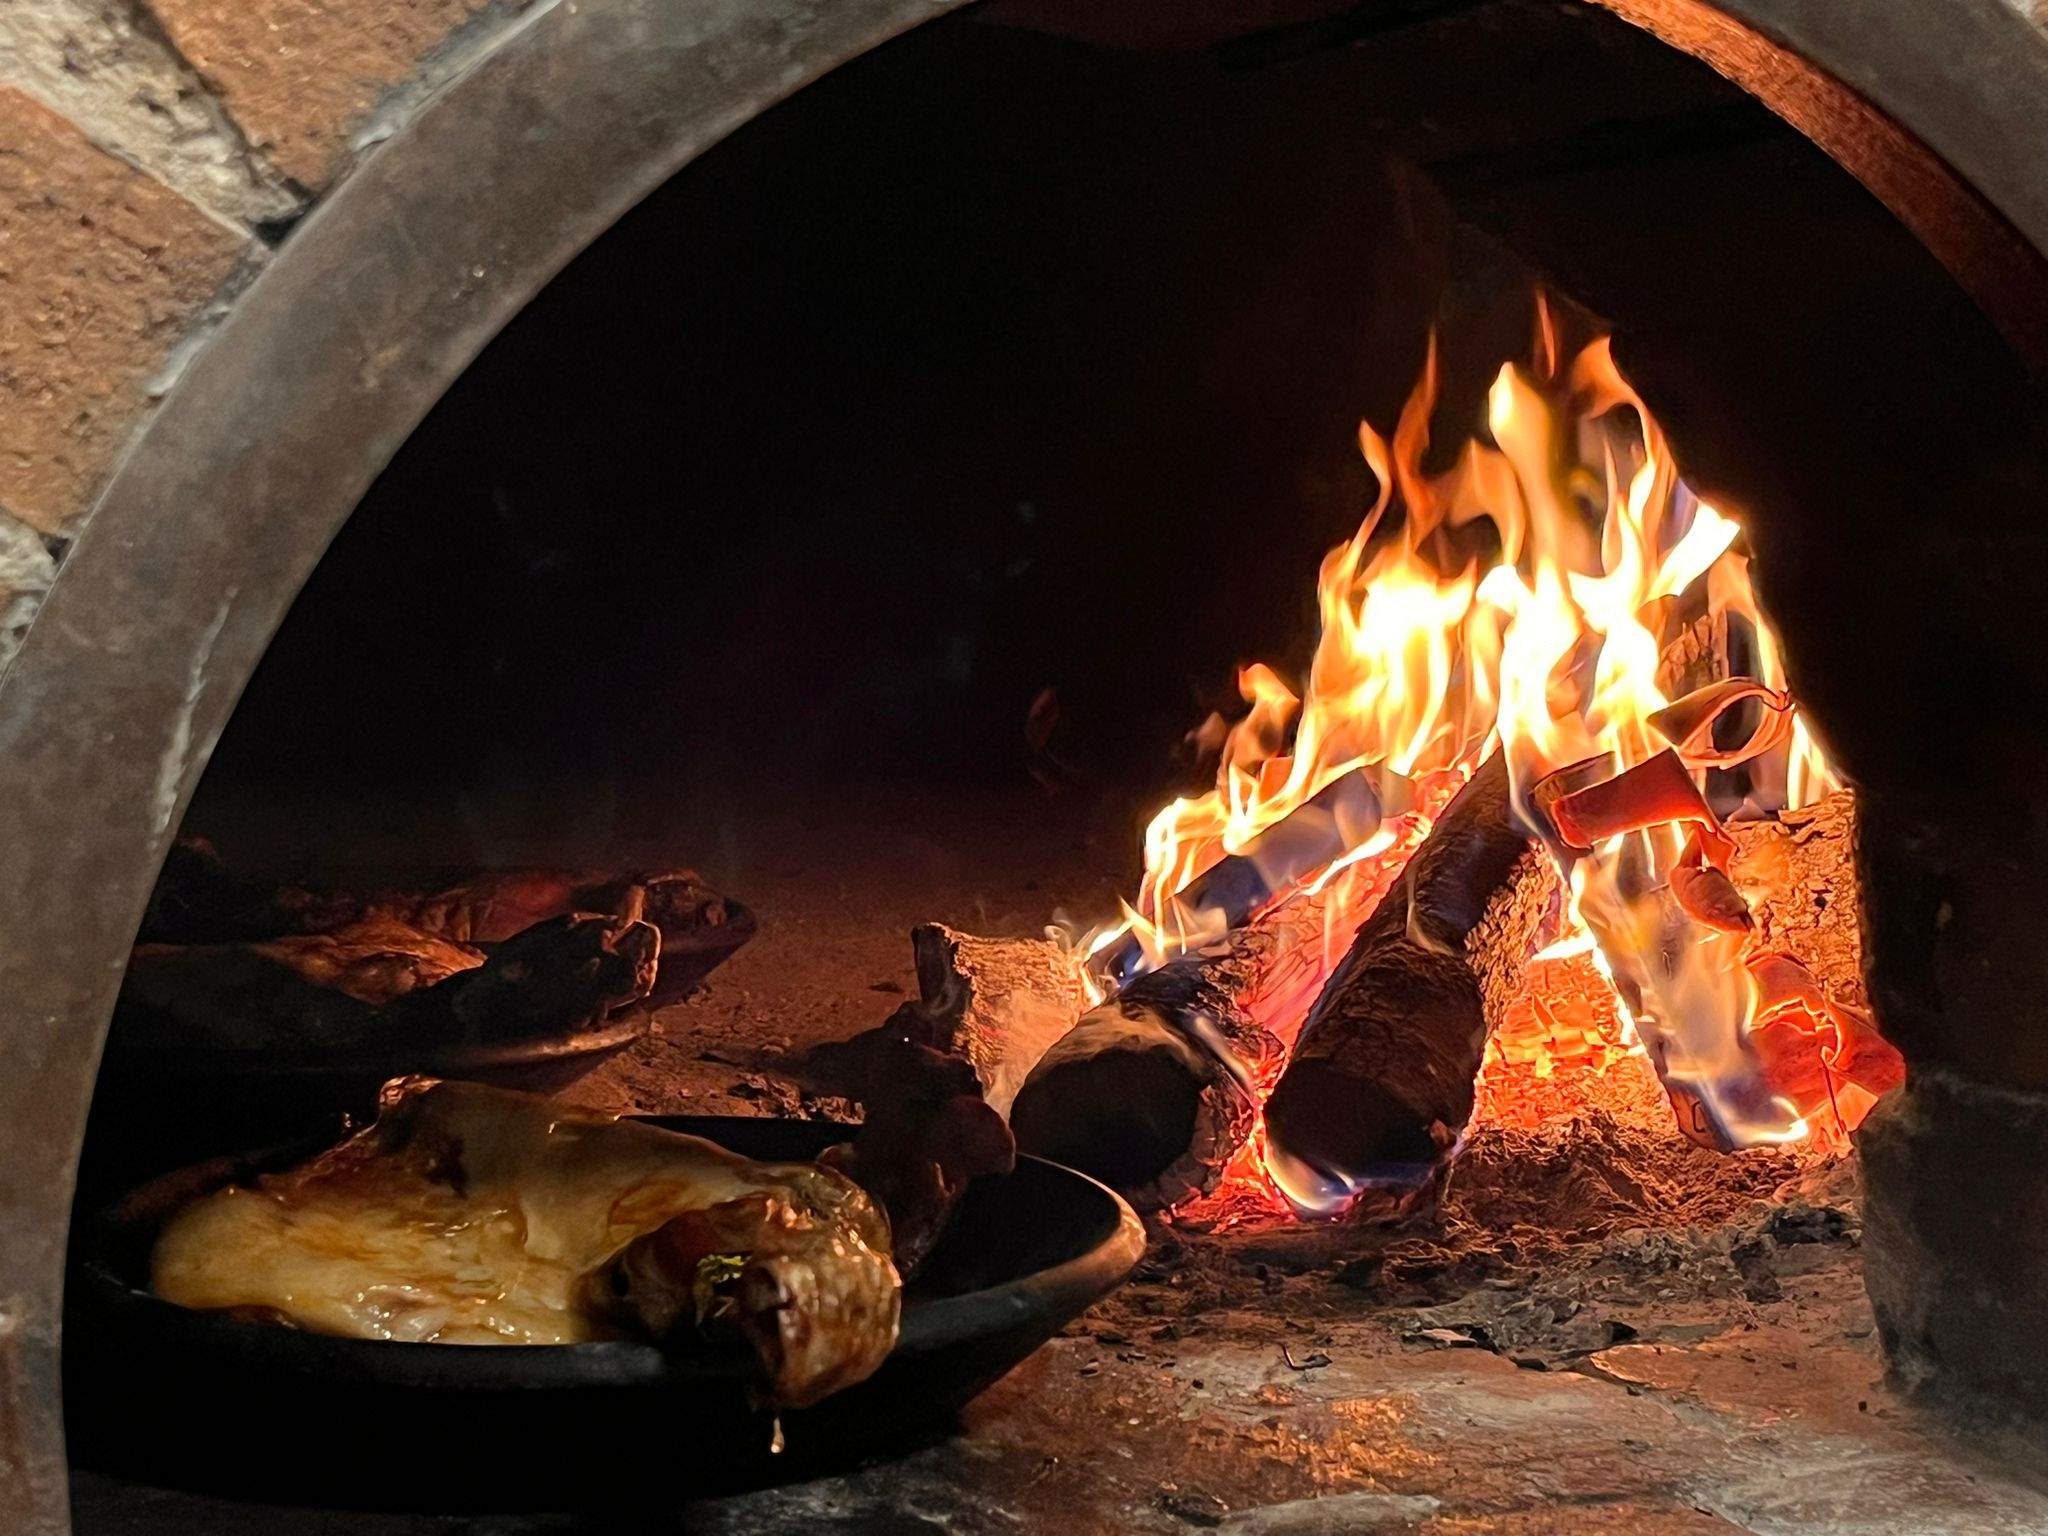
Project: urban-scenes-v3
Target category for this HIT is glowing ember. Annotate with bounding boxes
[1074,304,1892,1219]
[1484,932,1638,1093]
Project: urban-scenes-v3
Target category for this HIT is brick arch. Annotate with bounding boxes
[0,0,2044,1525]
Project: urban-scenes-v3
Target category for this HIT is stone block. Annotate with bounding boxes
[0,509,58,676]
[1860,1068,2048,1423]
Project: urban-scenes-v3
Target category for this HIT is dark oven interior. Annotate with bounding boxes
[65,4,2048,1532]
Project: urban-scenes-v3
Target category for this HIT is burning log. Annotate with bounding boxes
[1261,754,1558,1210]
[117,912,660,1061]
[1009,895,1326,1212]
[1479,785,1898,1148]
[1728,789,1904,1122]
[1654,607,1729,698]
[1087,768,1383,989]
[1727,789,1865,1010]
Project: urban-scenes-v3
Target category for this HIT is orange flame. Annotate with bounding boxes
[1081,319,1873,1216]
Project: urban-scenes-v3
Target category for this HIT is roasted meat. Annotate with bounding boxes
[139,840,752,1006]
[119,913,659,1058]
[151,1079,900,1408]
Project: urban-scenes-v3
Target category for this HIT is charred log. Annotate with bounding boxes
[1009,898,1322,1212]
[820,1035,1016,1278]
[1262,753,1557,1207]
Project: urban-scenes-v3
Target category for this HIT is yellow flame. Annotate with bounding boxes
[1086,322,1847,1155]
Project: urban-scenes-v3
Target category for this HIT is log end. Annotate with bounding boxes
[1261,1060,1449,1206]
[1010,1003,1245,1211]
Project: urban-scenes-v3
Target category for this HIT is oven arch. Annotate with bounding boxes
[1,1,2043,1524]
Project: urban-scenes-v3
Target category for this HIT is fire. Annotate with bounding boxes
[1079,308,1891,1223]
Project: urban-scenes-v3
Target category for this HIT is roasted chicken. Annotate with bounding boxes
[151,1079,900,1407]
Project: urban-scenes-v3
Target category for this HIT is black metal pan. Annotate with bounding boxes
[66,1115,1144,1508]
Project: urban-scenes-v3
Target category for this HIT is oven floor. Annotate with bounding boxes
[76,781,2048,1533]
[69,1256,2048,1536]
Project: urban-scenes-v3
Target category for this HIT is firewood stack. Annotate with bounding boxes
[865,601,1893,1217]
[894,757,1563,1212]
[894,766,1890,1220]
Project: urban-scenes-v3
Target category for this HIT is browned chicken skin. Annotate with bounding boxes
[151,1079,900,1408]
